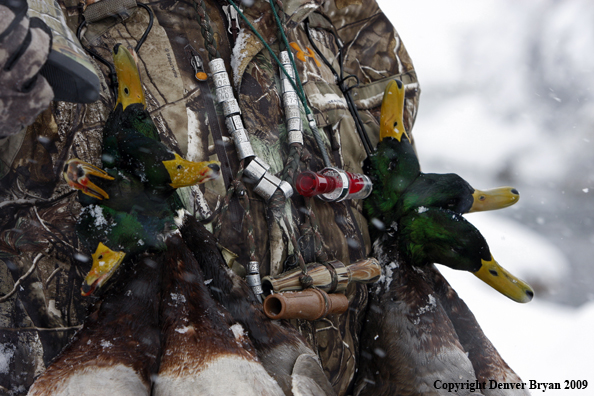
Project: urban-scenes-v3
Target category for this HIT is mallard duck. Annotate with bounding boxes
[63,45,220,202]
[354,259,530,396]
[427,265,530,394]
[396,172,519,219]
[62,44,218,296]
[103,45,220,191]
[27,253,162,396]
[365,79,419,223]
[365,79,533,302]
[179,213,337,396]
[353,79,533,395]
[63,159,218,213]
[366,80,519,227]
[154,233,286,395]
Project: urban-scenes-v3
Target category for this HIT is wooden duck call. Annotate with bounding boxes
[262,258,381,295]
[263,288,349,321]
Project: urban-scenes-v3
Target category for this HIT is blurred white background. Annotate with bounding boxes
[378,0,594,390]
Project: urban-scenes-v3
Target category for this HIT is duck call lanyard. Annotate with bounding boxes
[193,0,333,291]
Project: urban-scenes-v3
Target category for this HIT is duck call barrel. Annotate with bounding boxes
[262,258,381,295]
[295,168,372,202]
[263,289,349,321]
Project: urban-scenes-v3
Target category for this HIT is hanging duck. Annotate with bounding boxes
[179,213,337,396]
[63,44,220,206]
[353,79,534,396]
[154,232,286,396]
[27,252,163,396]
[62,45,219,296]
[365,79,533,303]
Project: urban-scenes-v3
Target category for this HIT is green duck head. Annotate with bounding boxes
[101,44,156,169]
[397,207,533,303]
[398,173,520,216]
[76,205,172,295]
[366,79,420,224]
[108,44,222,189]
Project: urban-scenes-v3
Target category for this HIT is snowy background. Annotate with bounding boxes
[377,0,594,392]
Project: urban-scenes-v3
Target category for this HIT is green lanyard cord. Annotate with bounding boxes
[226,0,332,167]
[226,0,306,112]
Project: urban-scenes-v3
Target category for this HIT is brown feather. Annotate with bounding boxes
[158,234,258,371]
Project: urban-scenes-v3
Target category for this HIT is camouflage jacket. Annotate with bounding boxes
[0,0,420,394]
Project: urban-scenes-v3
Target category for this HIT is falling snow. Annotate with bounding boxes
[170,293,186,304]
[100,340,113,349]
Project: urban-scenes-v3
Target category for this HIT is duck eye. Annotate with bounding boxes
[124,87,129,95]
[393,121,398,128]
[177,164,183,170]
[479,195,486,201]
[489,269,498,276]
[98,254,103,260]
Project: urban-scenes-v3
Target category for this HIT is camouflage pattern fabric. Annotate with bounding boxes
[0,0,54,139]
[0,0,419,394]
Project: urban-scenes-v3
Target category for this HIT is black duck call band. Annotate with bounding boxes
[209,58,292,201]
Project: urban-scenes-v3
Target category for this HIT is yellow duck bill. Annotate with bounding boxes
[470,187,520,212]
[473,255,534,303]
[162,154,221,188]
[63,158,115,200]
[380,79,410,142]
[113,43,146,109]
[81,242,126,296]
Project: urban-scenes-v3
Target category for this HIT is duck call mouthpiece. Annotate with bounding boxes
[295,168,372,202]
[263,288,348,321]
